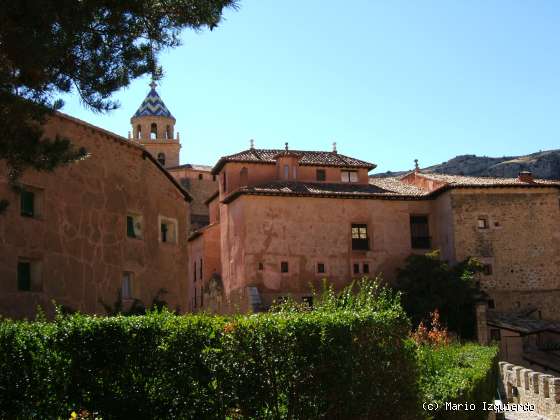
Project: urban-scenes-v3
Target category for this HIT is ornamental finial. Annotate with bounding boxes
[414,159,419,172]
[285,142,289,151]
[250,139,255,149]
[333,141,337,153]
[149,80,157,90]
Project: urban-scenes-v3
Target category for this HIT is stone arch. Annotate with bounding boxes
[150,123,157,140]
[136,124,142,139]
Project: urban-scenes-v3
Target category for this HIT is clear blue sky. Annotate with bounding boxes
[61,0,560,173]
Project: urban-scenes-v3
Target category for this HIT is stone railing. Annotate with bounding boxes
[499,361,560,418]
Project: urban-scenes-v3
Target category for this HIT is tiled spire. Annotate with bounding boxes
[132,81,175,119]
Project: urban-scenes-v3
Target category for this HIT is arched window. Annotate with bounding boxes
[240,167,248,186]
[166,125,172,139]
[136,125,142,139]
[150,123,157,140]
[157,152,166,166]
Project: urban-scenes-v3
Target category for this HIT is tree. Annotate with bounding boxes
[0,0,237,194]
[394,250,483,339]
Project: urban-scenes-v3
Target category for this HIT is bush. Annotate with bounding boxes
[0,281,421,420]
[418,343,499,420]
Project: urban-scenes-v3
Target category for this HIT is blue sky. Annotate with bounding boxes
[61,1,560,173]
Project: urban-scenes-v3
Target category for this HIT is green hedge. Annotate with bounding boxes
[0,307,420,419]
[418,343,499,420]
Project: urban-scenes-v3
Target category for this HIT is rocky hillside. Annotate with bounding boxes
[372,149,560,180]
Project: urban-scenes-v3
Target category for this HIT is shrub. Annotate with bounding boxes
[418,343,499,420]
[0,281,421,419]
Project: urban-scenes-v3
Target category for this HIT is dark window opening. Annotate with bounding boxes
[353,263,360,274]
[150,123,157,139]
[193,261,197,282]
[161,223,168,243]
[351,224,369,251]
[316,169,326,181]
[223,172,227,192]
[136,125,142,139]
[17,261,31,291]
[488,299,495,309]
[212,175,216,181]
[317,263,325,273]
[126,215,135,238]
[198,173,203,180]
[157,153,166,166]
[20,190,35,217]
[166,125,172,139]
[199,258,203,280]
[490,328,501,342]
[281,261,289,273]
[303,296,313,308]
[410,215,431,249]
[363,263,369,274]
[258,262,263,271]
[483,264,493,276]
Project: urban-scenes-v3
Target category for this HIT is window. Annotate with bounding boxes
[136,125,142,139]
[353,263,360,274]
[166,125,172,139]
[222,172,227,192]
[477,217,489,229]
[17,261,31,291]
[258,262,264,271]
[302,296,313,308]
[193,261,197,282]
[281,261,289,273]
[363,263,369,274]
[198,173,203,180]
[351,224,369,251]
[199,258,203,280]
[410,215,431,249]
[157,153,166,166]
[490,328,501,342]
[122,272,134,300]
[316,169,326,181]
[283,165,290,180]
[483,264,493,276]
[126,214,143,239]
[20,189,35,217]
[159,217,178,244]
[150,123,157,140]
[317,263,325,274]
[341,170,358,183]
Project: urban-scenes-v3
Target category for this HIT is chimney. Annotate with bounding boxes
[518,171,534,183]
[332,142,337,153]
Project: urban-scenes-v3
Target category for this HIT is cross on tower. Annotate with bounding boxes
[149,80,157,90]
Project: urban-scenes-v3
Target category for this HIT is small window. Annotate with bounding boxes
[316,169,326,181]
[490,328,501,342]
[317,263,325,273]
[351,223,369,251]
[212,175,216,182]
[281,261,289,273]
[353,263,360,274]
[410,215,430,249]
[166,125,172,139]
[477,217,489,229]
[483,264,493,276]
[258,262,264,271]
[20,190,35,217]
[199,258,203,280]
[363,263,369,274]
[222,172,227,192]
[150,123,157,140]
[17,259,41,292]
[136,125,142,139]
[302,296,313,308]
[341,170,358,183]
[157,153,166,166]
[126,214,143,239]
[122,272,134,300]
[283,165,290,180]
[160,217,178,244]
[193,261,197,282]
[198,173,203,180]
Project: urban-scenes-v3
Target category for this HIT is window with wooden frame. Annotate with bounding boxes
[410,215,431,249]
[316,169,326,181]
[341,170,358,183]
[351,224,369,251]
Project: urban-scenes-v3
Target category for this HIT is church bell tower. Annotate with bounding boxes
[130,81,181,168]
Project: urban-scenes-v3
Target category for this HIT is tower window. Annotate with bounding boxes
[157,153,166,166]
[166,125,172,139]
[137,125,142,139]
[150,123,157,140]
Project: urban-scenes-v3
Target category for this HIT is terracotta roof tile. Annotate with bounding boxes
[212,148,376,174]
[417,172,560,187]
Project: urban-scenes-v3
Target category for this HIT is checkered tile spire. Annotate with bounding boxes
[133,81,174,119]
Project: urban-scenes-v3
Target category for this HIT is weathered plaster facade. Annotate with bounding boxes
[0,113,191,319]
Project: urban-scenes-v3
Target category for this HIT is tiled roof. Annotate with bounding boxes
[222,180,422,203]
[167,163,213,172]
[416,173,560,188]
[369,177,428,196]
[212,148,376,174]
[488,312,560,334]
[132,84,174,119]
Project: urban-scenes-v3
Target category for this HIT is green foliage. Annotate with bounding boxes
[418,343,499,420]
[0,281,421,420]
[0,0,238,188]
[395,250,483,338]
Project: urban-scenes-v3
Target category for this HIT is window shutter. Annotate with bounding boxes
[17,262,31,291]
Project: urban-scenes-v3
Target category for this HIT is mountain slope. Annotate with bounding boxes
[372,150,560,180]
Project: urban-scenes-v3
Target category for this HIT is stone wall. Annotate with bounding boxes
[499,361,560,418]
[0,113,190,319]
[450,188,560,318]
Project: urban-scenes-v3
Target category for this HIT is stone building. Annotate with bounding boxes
[0,112,192,319]
[188,145,560,327]
[129,82,217,231]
